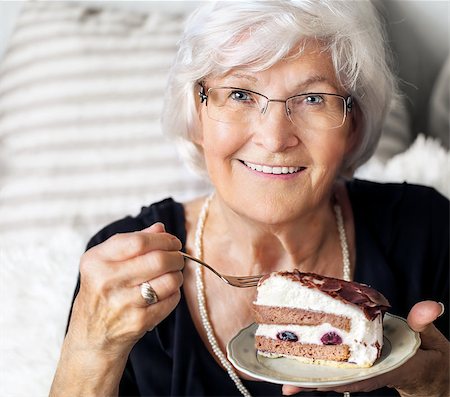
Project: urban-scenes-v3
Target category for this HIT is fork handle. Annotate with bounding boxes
[179,251,224,280]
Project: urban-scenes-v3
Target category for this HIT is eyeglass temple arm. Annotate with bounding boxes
[346,96,353,112]
[198,84,208,103]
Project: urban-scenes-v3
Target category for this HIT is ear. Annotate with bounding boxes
[340,107,362,178]
[344,106,361,156]
[192,86,206,146]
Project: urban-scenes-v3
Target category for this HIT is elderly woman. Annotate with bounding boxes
[51,1,448,396]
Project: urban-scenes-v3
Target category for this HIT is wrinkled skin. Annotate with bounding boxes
[50,222,184,396]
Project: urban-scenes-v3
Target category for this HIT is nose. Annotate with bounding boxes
[252,100,299,153]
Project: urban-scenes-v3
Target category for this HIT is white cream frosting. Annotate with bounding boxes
[254,274,384,366]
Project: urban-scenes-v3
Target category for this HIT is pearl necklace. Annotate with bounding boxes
[194,192,351,397]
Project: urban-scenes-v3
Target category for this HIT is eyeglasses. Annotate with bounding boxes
[199,85,353,129]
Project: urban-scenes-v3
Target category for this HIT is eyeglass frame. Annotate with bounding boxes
[198,84,353,129]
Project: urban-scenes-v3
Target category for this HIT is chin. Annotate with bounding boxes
[213,171,327,224]
[230,193,306,226]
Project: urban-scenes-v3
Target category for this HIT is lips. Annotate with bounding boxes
[242,160,306,175]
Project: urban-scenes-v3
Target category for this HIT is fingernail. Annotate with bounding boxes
[142,222,165,232]
[149,222,165,231]
[155,222,165,230]
[438,302,445,318]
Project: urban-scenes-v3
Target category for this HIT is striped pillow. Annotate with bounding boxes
[0,2,210,239]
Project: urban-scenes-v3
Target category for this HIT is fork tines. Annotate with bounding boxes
[234,276,262,287]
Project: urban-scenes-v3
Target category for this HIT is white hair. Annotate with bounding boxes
[162,0,398,176]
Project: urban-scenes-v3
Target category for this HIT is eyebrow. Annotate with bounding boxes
[293,75,330,90]
[226,73,258,83]
[224,73,336,92]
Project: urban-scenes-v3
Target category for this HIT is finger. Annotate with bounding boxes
[143,289,181,329]
[282,385,315,395]
[79,250,183,310]
[135,271,184,307]
[407,301,444,332]
[407,301,447,350]
[316,376,389,393]
[107,288,182,337]
[118,250,185,287]
[88,229,182,261]
[142,222,166,233]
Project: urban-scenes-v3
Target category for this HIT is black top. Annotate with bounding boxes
[68,179,449,397]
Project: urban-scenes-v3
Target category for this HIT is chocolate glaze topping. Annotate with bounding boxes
[258,270,390,320]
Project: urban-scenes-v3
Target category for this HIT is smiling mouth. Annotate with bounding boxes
[241,160,306,175]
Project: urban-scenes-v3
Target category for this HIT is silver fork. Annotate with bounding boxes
[179,251,264,288]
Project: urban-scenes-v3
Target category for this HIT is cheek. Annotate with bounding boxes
[201,120,245,161]
[318,142,347,165]
[305,130,350,188]
[308,132,348,166]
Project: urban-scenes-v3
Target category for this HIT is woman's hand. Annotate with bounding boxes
[50,222,183,396]
[282,301,449,397]
[69,222,183,353]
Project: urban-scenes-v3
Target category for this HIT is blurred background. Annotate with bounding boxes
[0,1,448,396]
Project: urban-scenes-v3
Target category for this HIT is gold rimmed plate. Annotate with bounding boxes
[227,313,420,388]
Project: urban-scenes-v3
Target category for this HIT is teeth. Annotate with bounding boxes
[243,161,302,174]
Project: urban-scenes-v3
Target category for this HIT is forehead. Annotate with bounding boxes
[208,40,341,91]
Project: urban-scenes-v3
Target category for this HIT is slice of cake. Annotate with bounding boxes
[253,270,390,367]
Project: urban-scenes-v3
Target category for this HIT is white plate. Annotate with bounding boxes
[227,313,420,388]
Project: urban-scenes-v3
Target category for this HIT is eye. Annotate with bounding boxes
[230,90,252,102]
[305,94,324,105]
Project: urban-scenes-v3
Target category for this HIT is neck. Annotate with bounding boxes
[203,191,340,276]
